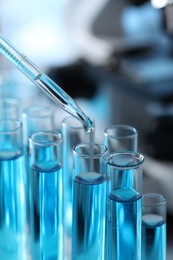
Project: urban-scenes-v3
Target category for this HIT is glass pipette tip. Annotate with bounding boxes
[0,35,95,133]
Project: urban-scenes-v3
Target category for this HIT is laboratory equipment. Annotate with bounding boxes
[0,97,19,119]
[62,116,94,259]
[104,124,138,194]
[72,143,107,260]
[142,193,166,260]
[105,151,144,260]
[22,105,54,239]
[0,120,28,259]
[0,35,94,134]
[29,131,63,259]
[22,105,54,156]
[104,124,138,153]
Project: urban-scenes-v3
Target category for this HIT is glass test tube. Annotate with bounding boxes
[104,124,138,217]
[62,116,94,260]
[0,120,28,259]
[29,131,63,259]
[105,151,144,260]
[0,97,19,119]
[142,193,167,260]
[22,105,54,177]
[104,124,138,153]
[22,105,54,193]
[22,106,54,239]
[72,143,107,260]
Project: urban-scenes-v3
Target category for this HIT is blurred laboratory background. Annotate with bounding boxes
[0,0,173,258]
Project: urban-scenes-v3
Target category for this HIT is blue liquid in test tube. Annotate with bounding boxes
[72,143,107,260]
[29,131,63,260]
[72,173,106,259]
[0,121,28,259]
[142,193,167,260]
[142,214,166,260]
[0,154,27,259]
[30,163,63,259]
[105,152,144,260]
[108,188,141,259]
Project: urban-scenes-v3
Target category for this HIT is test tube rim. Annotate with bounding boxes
[0,119,22,134]
[105,151,144,169]
[62,116,83,130]
[142,193,167,207]
[23,105,53,119]
[0,97,18,109]
[30,130,63,147]
[73,142,107,159]
[104,124,138,139]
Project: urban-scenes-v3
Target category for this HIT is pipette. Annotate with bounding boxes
[0,35,94,133]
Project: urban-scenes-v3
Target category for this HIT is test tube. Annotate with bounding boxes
[104,124,138,195]
[22,105,53,177]
[22,106,54,236]
[29,131,63,259]
[0,97,19,119]
[0,120,28,259]
[142,193,167,260]
[22,105,54,169]
[62,116,94,259]
[72,143,107,259]
[105,151,144,260]
[104,124,138,153]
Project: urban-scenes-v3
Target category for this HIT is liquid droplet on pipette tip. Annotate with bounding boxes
[83,118,95,134]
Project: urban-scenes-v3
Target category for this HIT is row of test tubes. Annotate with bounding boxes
[0,97,166,260]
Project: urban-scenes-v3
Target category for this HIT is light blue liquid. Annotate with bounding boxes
[72,172,106,260]
[0,151,28,260]
[142,214,166,260]
[107,188,141,260]
[30,162,63,260]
